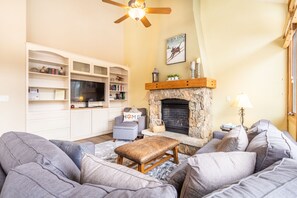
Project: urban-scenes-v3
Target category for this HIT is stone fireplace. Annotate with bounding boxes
[161,99,189,135]
[149,88,213,140]
[144,78,216,154]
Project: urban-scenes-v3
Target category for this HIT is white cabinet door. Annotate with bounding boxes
[27,110,70,140]
[92,108,109,135]
[71,109,92,140]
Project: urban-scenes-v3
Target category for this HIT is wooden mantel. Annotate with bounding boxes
[145,78,216,90]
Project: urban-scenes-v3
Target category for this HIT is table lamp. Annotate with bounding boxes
[231,93,253,130]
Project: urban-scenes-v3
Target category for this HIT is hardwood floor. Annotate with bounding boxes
[75,133,113,144]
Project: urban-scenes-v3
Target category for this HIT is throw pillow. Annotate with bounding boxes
[216,125,248,152]
[247,119,271,142]
[123,112,142,122]
[80,154,163,190]
[0,132,80,182]
[246,124,297,172]
[180,152,256,198]
[50,140,95,169]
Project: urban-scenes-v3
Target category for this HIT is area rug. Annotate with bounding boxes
[95,140,189,182]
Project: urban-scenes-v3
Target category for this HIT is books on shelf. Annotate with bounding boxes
[110,84,125,91]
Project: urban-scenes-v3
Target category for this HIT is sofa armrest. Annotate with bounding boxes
[115,115,124,125]
[50,140,95,169]
[137,116,146,133]
[213,131,227,140]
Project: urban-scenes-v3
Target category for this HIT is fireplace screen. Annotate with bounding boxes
[161,99,189,135]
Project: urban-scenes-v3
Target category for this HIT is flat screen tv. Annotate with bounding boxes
[71,80,105,102]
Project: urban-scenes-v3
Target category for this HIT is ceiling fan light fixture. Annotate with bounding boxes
[128,8,145,21]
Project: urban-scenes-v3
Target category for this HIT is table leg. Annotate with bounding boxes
[138,163,145,173]
[117,156,123,164]
[173,146,179,164]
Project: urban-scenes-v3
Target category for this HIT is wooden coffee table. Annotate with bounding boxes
[114,136,179,173]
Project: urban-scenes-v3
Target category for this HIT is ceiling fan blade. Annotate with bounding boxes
[102,0,127,8]
[141,16,151,28]
[146,7,172,14]
[114,14,130,23]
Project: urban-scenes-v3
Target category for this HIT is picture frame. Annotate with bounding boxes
[166,34,186,65]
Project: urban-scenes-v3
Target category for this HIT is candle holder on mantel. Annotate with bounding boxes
[190,61,195,79]
[196,58,201,78]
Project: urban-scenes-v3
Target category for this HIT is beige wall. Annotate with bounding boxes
[124,1,160,108]
[27,0,125,64]
[126,0,200,108]
[127,0,287,130]
[198,0,287,130]
[0,0,26,134]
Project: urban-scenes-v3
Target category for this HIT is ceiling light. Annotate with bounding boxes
[128,8,145,21]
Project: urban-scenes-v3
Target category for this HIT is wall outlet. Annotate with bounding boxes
[226,96,231,103]
[0,95,9,102]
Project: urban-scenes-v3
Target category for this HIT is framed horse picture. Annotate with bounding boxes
[166,34,186,65]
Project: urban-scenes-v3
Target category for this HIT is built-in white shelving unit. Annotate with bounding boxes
[26,42,129,140]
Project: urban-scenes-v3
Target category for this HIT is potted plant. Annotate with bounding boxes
[173,74,179,80]
[167,74,173,81]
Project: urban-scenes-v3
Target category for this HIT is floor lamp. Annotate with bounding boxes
[231,93,253,130]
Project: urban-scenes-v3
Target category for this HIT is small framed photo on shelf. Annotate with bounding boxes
[166,34,186,65]
[54,90,65,100]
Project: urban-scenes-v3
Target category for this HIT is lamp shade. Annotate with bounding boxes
[231,93,253,108]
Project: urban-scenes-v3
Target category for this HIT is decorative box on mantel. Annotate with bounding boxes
[144,78,217,155]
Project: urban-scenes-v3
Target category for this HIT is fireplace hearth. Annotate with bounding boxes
[162,99,189,135]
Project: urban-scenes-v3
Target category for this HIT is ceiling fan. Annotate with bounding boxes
[102,0,171,28]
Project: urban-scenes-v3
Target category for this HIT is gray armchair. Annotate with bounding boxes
[113,108,147,140]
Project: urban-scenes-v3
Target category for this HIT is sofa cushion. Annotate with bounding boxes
[204,158,297,198]
[216,126,248,152]
[0,165,6,193]
[50,140,95,169]
[246,123,297,172]
[0,132,80,182]
[1,162,112,198]
[80,154,163,190]
[180,152,256,198]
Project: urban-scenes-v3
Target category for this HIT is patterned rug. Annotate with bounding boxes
[95,140,189,182]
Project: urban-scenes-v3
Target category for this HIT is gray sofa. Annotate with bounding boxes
[0,131,176,198]
[168,119,297,198]
[1,119,297,198]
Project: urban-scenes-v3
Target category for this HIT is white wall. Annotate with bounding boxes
[27,0,125,64]
[0,0,26,134]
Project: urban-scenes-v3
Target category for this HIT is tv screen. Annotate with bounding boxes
[71,80,105,102]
